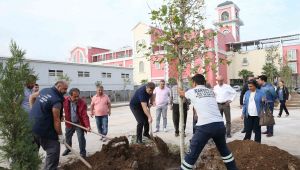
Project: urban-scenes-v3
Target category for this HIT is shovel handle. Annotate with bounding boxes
[64,143,92,169]
[64,120,111,139]
[149,123,153,138]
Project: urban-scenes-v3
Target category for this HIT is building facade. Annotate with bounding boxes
[69,46,133,68]
[227,34,300,86]
[130,1,243,85]
[68,1,299,87]
[0,57,134,93]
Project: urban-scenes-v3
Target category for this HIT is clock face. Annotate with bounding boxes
[136,39,146,51]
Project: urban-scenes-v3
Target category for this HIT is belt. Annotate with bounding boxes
[217,102,227,105]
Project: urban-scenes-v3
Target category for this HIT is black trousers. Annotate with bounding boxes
[172,103,188,134]
[279,100,290,116]
[130,105,149,142]
[243,116,261,143]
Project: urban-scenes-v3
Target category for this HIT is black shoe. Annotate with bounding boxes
[241,129,246,133]
[136,140,144,144]
[262,131,268,134]
[285,114,289,117]
[277,115,281,118]
[266,133,273,137]
[81,155,86,159]
[143,134,151,139]
[62,150,70,156]
[175,133,179,137]
[227,134,232,138]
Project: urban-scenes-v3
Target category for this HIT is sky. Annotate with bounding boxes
[0,0,299,61]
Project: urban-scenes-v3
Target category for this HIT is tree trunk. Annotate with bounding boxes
[177,54,185,162]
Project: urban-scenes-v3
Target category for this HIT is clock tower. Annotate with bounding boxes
[214,1,244,42]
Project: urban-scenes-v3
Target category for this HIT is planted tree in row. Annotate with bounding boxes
[148,0,218,161]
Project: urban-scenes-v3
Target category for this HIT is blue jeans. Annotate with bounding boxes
[181,122,238,170]
[65,125,86,157]
[95,115,108,136]
[156,105,168,130]
[266,102,274,135]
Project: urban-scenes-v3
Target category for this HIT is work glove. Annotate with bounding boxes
[58,135,65,144]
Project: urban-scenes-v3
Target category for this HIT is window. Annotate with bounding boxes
[78,71,84,77]
[56,70,63,77]
[223,30,230,35]
[139,61,144,73]
[121,73,125,78]
[287,49,297,61]
[155,62,161,69]
[107,73,112,78]
[288,62,298,73]
[84,72,90,77]
[221,11,229,21]
[93,56,97,62]
[129,65,133,68]
[242,57,248,66]
[122,73,129,78]
[49,70,55,76]
[102,72,107,78]
[80,52,84,63]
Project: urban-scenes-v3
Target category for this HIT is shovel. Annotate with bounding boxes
[64,142,92,169]
[64,120,111,140]
[149,123,154,139]
[148,122,169,155]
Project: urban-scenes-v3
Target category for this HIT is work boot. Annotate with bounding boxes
[62,149,70,156]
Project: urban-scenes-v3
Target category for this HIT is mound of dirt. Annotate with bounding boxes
[198,140,300,170]
[61,136,180,170]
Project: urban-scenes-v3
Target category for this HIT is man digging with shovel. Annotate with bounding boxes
[178,74,238,170]
[62,88,91,158]
[30,81,68,170]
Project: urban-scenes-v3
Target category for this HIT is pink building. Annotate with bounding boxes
[69,47,110,63]
[92,46,133,68]
[69,46,133,68]
[140,0,243,86]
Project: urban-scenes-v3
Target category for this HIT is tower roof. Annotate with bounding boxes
[217,1,234,7]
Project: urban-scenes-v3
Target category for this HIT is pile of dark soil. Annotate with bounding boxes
[61,136,180,170]
[198,140,300,170]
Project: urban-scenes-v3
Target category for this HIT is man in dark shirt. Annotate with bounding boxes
[30,81,68,170]
[240,75,255,133]
[130,82,155,144]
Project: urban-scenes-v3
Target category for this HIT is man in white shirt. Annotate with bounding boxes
[178,74,237,170]
[154,80,171,132]
[214,76,236,138]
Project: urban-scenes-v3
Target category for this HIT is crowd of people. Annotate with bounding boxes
[21,72,290,170]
